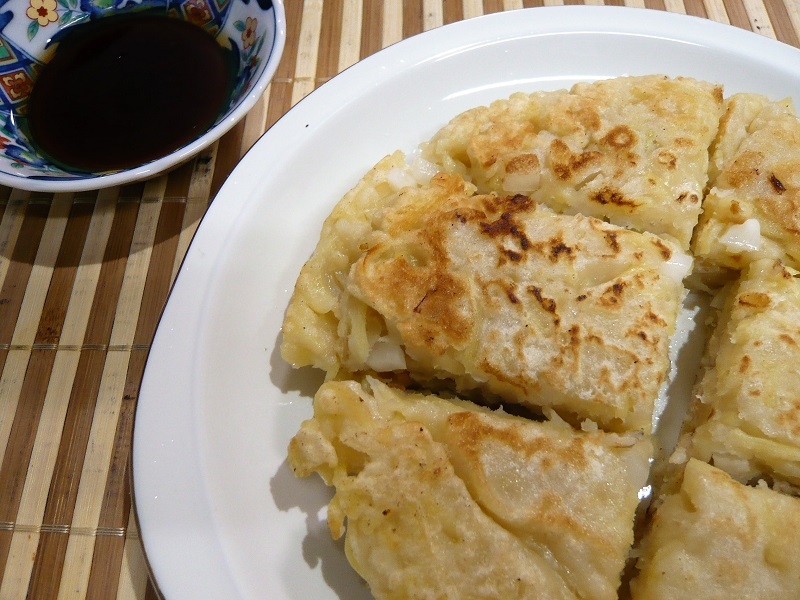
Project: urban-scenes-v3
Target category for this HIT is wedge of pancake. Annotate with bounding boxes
[288,377,652,600]
[673,258,800,487]
[629,458,800,600]
[281,153,690,433]
[692,93,800,285]
[420,75,723,249]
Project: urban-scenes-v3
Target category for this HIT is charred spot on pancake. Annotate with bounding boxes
[528,234,576,263]
[568,324,581,348]
[739,355,752,373]
[480,213,528,238]
[591,187,639,208]
[501,248,523,263]
[657,149,677,169]
[549,138,603,181]
[506,284,520,304]
[737,291,771,309]
[651,239,673,260]
[527,285,558,315]
[770,173,787,195]
[479,195,535,259]
[565,100,602,132]
[644,310,668,327]
[550,239,574,261]
[452,206,487,225]
[485,193,535,216]
[601,125,637,149]
[599,280,627,307]
[396,271,473,354]
[505,153,540,174]
[605,231,621,254]
[675,191,700,205]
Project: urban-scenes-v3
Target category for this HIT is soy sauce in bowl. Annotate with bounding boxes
[26,12,237,173]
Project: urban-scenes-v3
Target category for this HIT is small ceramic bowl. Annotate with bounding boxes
[0,0,285,192]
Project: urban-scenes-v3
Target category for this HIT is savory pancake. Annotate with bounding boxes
[692,93,800,284]
[280,75,800,597]
[629,459,800,600]
[678,259,800,487]
[281,155,690,433]
[288,377,651,600]
[421,75,723,249]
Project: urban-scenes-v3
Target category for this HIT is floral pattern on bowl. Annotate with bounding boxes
[0,0,279,183]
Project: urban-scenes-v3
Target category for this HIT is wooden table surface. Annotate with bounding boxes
[0,0,798,598]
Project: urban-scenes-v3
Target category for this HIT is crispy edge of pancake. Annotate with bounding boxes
[629,459,800,600]
[288,377,652,600]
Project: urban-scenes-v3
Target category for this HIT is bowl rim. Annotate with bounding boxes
[0,0,287,194]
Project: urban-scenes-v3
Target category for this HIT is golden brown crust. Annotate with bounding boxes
[352,174,685,432]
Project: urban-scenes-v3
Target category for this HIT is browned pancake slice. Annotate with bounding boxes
[674,259,800,487]
[281,155,689,432]
[288,378,651,600]
[421,75,723,249]
[630,459,800,599]
[692,93,800,285]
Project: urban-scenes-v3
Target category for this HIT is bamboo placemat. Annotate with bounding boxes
[0,0,798,598]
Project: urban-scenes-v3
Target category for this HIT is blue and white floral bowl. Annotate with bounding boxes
[0,0,284,191]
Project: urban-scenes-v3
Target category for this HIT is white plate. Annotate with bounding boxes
[132,7,800,599]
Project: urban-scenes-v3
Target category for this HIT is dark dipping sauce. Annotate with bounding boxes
[26,13,236,172]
